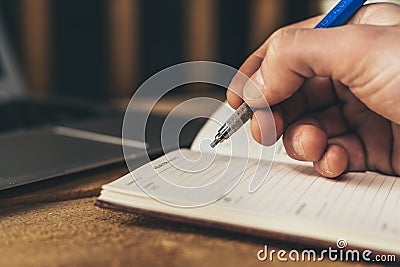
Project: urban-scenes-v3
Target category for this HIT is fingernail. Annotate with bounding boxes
[293,132,306,158]
[243,69,264,101]
[320,155,334,175]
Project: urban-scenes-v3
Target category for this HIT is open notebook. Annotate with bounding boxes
[96,103,400,255]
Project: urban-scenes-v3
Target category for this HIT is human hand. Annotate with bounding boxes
[227,3,400,177]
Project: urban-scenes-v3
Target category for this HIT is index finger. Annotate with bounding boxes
[227,15,324,109]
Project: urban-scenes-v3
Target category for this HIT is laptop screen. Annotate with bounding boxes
[0,33,25,100]
[0,57,4,79]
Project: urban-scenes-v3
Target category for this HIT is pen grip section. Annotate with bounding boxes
[226,103,253,132]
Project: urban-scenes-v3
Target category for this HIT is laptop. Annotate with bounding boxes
[0,13,165,190]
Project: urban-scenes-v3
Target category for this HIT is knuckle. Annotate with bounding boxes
[358,26,382,40]
[266,28,301,62]
[345,24,384,44]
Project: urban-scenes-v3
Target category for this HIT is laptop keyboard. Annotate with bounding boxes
[0,100,106,133]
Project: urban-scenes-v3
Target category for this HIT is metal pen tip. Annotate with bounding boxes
[210,139,218,148]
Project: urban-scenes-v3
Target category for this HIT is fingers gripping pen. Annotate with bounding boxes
[210,0,367,148]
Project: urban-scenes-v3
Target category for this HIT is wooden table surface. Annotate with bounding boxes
[0,162,389,267]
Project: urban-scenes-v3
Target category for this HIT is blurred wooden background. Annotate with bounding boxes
[0,0,363,101]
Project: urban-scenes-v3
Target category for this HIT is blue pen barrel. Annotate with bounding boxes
[315,0,367,28]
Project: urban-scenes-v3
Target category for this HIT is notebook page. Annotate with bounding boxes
[102,149,400,241]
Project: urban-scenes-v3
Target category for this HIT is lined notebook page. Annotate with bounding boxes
[103,149,400,240]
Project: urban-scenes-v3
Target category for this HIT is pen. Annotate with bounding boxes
[210,0,367,148]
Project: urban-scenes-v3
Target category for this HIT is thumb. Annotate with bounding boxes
[242,25,374,108]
